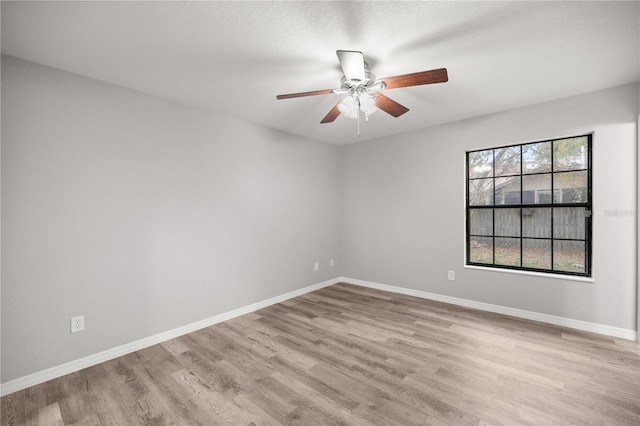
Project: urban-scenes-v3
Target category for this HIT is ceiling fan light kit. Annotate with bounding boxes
[338,93,378,120]
[276,50,448,136]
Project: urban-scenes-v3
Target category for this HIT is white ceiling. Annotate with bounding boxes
[2,1,638,145]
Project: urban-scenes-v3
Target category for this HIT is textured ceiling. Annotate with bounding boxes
[2,1,639,145]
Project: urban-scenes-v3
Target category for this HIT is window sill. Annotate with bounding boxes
[464,264,594,283]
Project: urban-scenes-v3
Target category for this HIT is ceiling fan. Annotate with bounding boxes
[276,50,448,133]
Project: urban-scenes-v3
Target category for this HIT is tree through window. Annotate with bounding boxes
[466,135,592,276]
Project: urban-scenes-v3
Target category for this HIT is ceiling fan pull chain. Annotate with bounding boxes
[356,97,361,136]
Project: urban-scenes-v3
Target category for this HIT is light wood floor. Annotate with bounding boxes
[2,283,639,425]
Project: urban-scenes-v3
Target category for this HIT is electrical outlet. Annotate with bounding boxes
[314,262,319,271]
[71,315,85,333]
[447,270,455,281]
[330,258,335,267]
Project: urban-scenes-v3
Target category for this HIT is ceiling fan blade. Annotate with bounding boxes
[320,101,342,124]
[336,50,365,82]
[375,93,410,117]
[380,68,448,90]
[276,89,334,100]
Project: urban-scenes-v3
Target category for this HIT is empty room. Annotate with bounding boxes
[1,1,639,425]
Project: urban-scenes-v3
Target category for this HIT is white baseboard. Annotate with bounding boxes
[3,275,635,396]
[340,277,637,341]
[0,277,340,397]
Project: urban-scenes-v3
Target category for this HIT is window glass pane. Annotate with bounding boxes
[554,137,588,172]
[469,178,494,206]
[495,176,520,205]
[537,189,560,204]
[522,190,535,204]
[495,208,520,237]
[468,150,493,179]
[523,239,551,270]
[522,208,551,238]
[553,240,586,273]
[469,237,493,264]
[553,207,586,240]
[469,209,493,236]
[554,171,587,203]
[523,142,551,174]
[495,146,520,176]
[522,174,551,204]
[495,237,520,266]
[562,187,587,203]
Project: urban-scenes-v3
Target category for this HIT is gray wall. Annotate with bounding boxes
[2,54,637,385]
[1,56,342,382]
[341,83,638,331]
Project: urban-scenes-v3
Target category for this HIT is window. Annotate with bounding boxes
[466,135,592,276]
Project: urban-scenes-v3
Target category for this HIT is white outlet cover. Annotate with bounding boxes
[71,315,85,333]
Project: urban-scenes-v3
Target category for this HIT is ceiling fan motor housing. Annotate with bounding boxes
[340,70,377,90]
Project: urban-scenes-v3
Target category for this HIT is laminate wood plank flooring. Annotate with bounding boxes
[2,283,639,425]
